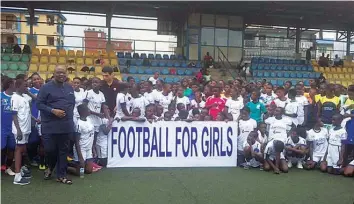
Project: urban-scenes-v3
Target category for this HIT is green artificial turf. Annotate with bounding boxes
[1,168,353,204]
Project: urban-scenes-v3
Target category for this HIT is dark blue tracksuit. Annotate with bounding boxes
[37,80,75,179]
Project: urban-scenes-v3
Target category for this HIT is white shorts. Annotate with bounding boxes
[268,152,285,161]
[73,147,92,161]
[309,156,324,163]
[327,144,341,168]
[95,144,107,159]
[14,133,30,145]
[288,157,305,164]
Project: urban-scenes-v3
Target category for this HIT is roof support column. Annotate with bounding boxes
[294,26,301,60]
[27,4,36,48]
[106,12,113,52]
[346,30,352,61]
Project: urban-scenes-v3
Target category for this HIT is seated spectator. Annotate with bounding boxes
[22,45,31,54]
[333,54,343,67]
[13,44,22,54]
[318,53,329,67]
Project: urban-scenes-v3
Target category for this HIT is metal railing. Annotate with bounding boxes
[216,46,237,80]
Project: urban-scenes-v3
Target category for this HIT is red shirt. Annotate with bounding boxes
[205,96,227,120]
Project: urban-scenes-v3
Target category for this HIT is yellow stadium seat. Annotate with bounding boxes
[100,58,109,66]
[96,75,103,80]
[87,74,94,79]
[29,64,38,72]
[341,81,348,87]
[32,48,40,56]
[319,67,325,72]
[336,67,343,73]
[85,50,93,57]
[68,50,75,58]
[95,66,102,73]
[38,64,48,72]
[344,74,351,80]
[41,49,49,56]
[330,67,336,73]
[38,72,47,79]
[48,64,56,72]
[40,56,48,64]
[58,57,66,64]
[339,74,345,79]
[342,68,347,73]
[77,73,85,78]
[85,58,93,65]
[351,74,354,79]
[49,56,57,64]
[76,58,84,65]
[332,74,338,79]
[108,51,116,59]
[76,50,83,57]
[67,74,76,80]
[50,49,58,56]
[110,59,118,66]
[313,66,319,72]
[100,51,108,58]
[116,74,122,81]
[326,73,333,79]
[59,49,67,56]
[92,51,99,58]
[348,68,353,73]
[335,80,341,84]
[31,56,39,63]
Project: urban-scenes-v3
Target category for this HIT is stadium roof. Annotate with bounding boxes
[1,7,67,21]
[2,1,354,31]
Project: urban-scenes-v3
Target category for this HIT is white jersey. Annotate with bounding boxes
[144,91,159,104]
[11,93,32,135]
[261,93,277,106]
[157,92,173,112]
[328,127,347,147]
[76,118,95,149]
[175,96,190,107]
[225,99,244,121]
[284,100,300,126]
[125,93,133,112]
[130,96,149,117]
[243,140,262,153]
[86,89,106,127]
[264,141,285,160]
[115,93,128,119]
[273,98,290,108]
[295,95,309,125]
[190,99,205,109]
[306,128,329,157]
[96,118,108,146]
[73,88,86,119]
[285,136,307,148]
[238,119,257,151]
[265,116,293,143]
[256,130,268,144]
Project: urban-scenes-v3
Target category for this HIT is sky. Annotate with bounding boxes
[63,14,177,54]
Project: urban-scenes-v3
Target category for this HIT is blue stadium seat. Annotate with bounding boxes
[301,65,307,71]
[165,77,173,83]
[251,64,258,70]
[270,65,277,70]
[276,59,282,64]
[125,53,132,59]
[145,68,154,75]
[122,75,128,82]
[158,61,166,67]
[290,72,297,78]
[117,52,124,58]
[291,80,297,85]
[119,58,127,65]
[302,73,309,78]
[258,58,264,64]
[167,61,173,67]
[130,59,137,66]
[283,72,290,78]
[308,73,315,78]
[251,57,259,64]
[185,69,193,75]
[137,67,145,74]
[307,65,313,72]
[300,60,306,65]
[140,53,147,59]
[277,79,284,86]
[141,76,148,81]
[295,66,301,72]
[135,59,143,66]
[288,59,294,64]
[264,72,270,78]
[258,64,264,70]
[270,58,276,64]
[315,72,321,78]
[161,68,169,75]
[128,66,137,74]
[297,73,303,78]
[264,65,270,70]
[170,55,176,60]
[177,55,183,60]
[277,72,283,78]
[270,79,277,85]
[155,54,162,60]
[304,80,310,86]
[289,66,295,71]
[257,72,263,78]
[196,62,202,68]
[264,58,270,64]
[276,65,283,70]
[174,61,181,67]
[148,54,154,59]
[173,77,180,83]
[133,53,139,59]
[181,61,187,68]
[282,59,289,64]
[177,69,185,75]
[283,65,289,71]
[163,54,169,60]
[295,60,301,65]
[270,72,276,78]
[151,60,158,67]
[133,76,140,83]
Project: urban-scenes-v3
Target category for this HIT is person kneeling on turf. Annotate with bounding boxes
[68,104,96,177]
[343,159,354,177]
[285,127,307,169]
[263,140,288,174]
[243,131,264,170]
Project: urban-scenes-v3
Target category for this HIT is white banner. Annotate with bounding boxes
[107,121,238,167]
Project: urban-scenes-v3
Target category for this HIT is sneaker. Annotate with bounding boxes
[39,164,46,170]
[5,168,15,176]
[243,162,250,170]
[297,161,303,169]
[287,161,293,168]
[13,177,30,185]
[1,165,6,171]
[21,168,32,179]
[259,164,264,171]
[30,160,39,167]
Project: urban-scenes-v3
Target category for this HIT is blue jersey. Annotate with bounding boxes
[344,116,354,145]
[1,92,13,133]
[29,87,40,118]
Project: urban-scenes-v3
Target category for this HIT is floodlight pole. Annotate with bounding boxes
[346,30,351,57]
[26,3,36,48]
[106,4,115,52]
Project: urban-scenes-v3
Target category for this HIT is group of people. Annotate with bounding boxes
[1,64,354,186]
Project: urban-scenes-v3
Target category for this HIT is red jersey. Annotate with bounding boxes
[205,96,227,120]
